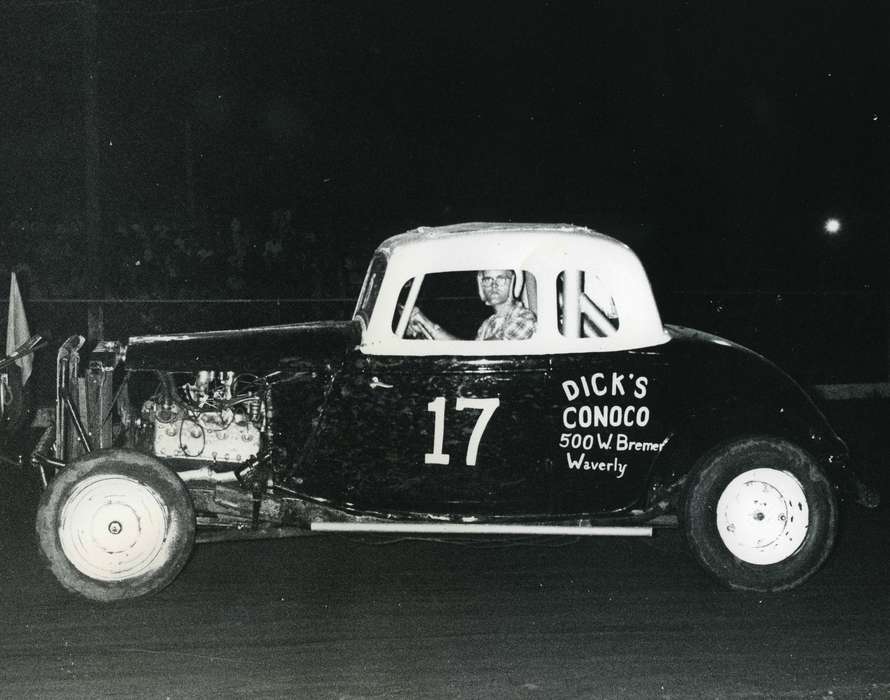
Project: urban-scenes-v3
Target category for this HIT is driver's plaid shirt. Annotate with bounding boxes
[475,302,537,340]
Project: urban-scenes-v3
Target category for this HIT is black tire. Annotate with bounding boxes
[36,449,195,602]
[0,365,31,434]
[683,436,837,592]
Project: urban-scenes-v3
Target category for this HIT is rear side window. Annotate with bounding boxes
[557,270,619,338]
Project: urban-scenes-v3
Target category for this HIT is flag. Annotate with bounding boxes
[6,272,32,385]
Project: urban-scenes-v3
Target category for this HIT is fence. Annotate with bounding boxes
[9,290,890,397]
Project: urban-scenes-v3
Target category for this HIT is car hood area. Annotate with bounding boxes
[124,319,362,372]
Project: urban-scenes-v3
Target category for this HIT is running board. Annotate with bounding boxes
[310,522,652,536]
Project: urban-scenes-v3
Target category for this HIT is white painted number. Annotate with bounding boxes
[455,398,500,466]
[425,396,450,465]
[425,396,500,466]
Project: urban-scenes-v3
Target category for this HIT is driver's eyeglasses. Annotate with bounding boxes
[480,274,512,288]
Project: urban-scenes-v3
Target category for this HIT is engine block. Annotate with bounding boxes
[151,402,261,463]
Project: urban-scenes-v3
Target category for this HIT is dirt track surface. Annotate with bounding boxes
[2,400,889,699]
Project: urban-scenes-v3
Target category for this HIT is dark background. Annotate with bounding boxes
[1,0,888,379]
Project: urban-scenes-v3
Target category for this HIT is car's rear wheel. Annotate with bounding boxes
[684,436,837,592]
[36,449,195,602]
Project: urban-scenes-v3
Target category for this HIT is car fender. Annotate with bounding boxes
[644,394,847,510]
[645,326,851,509]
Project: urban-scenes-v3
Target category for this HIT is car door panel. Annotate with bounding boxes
[304,353,551,515]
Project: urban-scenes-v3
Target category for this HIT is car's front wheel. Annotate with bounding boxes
[684,437,837,592]
[36,449,195,602]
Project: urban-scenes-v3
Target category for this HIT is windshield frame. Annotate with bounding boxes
[353,252,388,328]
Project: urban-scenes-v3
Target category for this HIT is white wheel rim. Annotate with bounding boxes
[59,475,171,582]
[716,468,809,565]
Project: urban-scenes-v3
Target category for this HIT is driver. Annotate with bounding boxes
[408,269,537,340]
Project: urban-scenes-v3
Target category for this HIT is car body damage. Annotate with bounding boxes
[31,222,878,601]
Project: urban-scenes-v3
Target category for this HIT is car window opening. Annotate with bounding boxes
[557,270,620,338]
[393,270,538,341]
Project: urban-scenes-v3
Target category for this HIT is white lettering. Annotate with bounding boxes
[564,452,627,478]
[615,432,664,452]
[561,405,650,429]
[562,380,580,401]
[563,406,577,428]
[561,372,651,400]
[593,404,608,426]
[592,372,608,396]
[566,452,585,469]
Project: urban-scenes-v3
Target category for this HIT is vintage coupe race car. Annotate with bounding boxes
[32,223,876,601]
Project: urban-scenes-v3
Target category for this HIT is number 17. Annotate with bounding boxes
[425,396,500,466]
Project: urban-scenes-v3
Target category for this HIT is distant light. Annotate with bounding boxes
[824,218,841,234]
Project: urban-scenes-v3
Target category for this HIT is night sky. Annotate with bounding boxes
[2,1,887,291]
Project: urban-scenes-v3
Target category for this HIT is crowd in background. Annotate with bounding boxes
[0,209,370,302]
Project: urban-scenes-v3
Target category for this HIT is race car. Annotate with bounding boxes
[31,222,877,601]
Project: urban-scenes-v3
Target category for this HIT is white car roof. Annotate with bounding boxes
[362,222,670,355]
[377,222,622,271]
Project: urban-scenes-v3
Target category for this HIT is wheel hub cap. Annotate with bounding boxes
[716,468,809,565]
[59,475,170,581]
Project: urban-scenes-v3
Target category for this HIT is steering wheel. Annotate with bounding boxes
[396,303,434,339]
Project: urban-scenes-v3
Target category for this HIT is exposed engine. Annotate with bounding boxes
[141,370,269,464]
